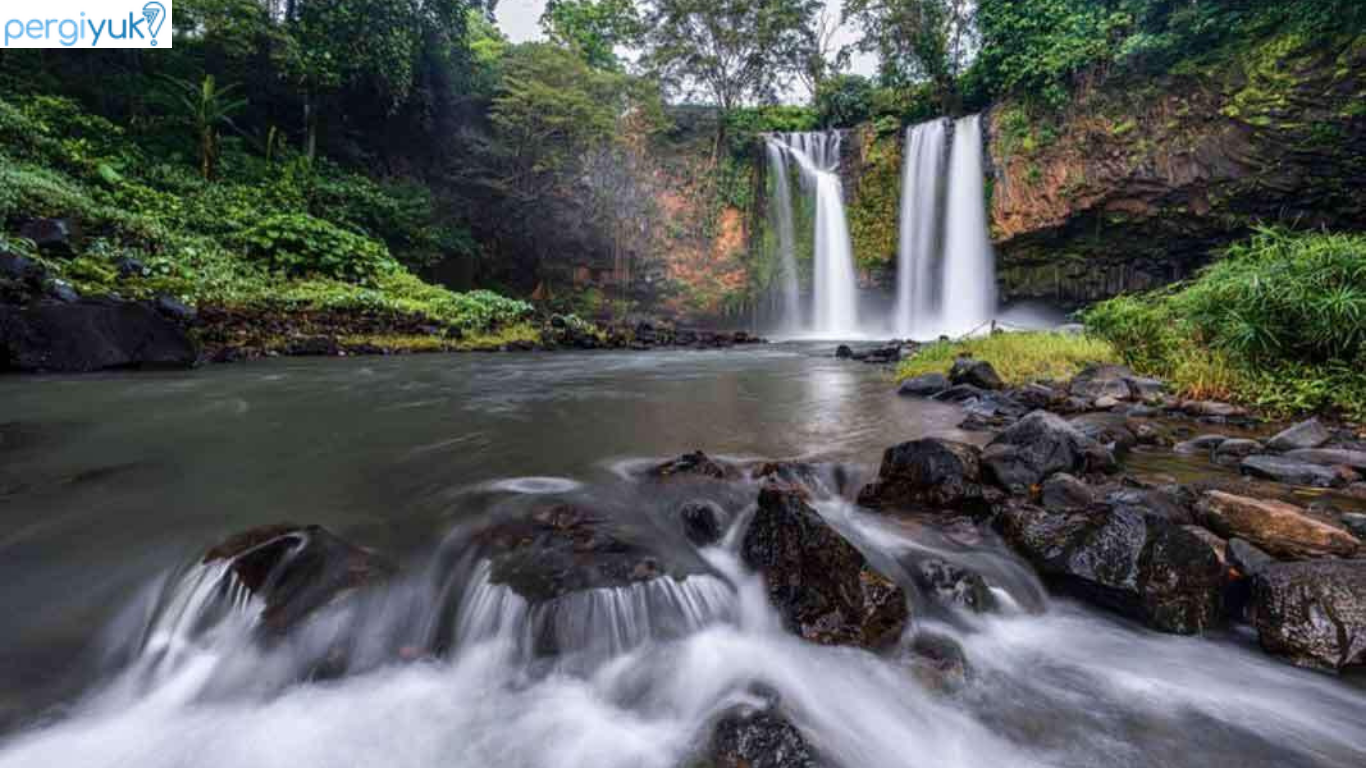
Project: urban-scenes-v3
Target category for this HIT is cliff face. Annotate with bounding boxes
[987,33,1366,308]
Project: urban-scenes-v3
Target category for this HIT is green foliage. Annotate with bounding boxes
[541,0,644,70]
[155,74,248,181]
[897,332,1121,385]
[1085,229,1366,418]
[237,213,397,282]
[844,0,976,110]
[814,74,874,129]
[643,0,822,112]
[847,130,901,270]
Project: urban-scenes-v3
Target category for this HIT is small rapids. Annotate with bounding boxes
[2,465,1364,768]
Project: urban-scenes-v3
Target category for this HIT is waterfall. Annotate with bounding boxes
[894,114,997,340]
[894,119,948,337]
[763,141,801,330]
[775,131,860,337]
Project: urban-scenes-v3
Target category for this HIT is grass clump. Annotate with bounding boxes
[897,332,1121,386]
[1084,228,1366,419]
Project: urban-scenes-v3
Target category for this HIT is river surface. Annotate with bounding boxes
[1,345,1363,767]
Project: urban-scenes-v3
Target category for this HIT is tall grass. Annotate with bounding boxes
[897,332,1121,386]
[1085,228,1366,418]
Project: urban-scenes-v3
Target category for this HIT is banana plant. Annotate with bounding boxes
[159,74,249,181]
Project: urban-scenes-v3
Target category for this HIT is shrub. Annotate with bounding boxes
[1085,228,1366,418]
[237,213,396,282]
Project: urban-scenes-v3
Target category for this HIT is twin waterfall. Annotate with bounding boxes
[764,115,996,340]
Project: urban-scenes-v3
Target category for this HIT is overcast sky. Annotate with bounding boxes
[493,0,878,101]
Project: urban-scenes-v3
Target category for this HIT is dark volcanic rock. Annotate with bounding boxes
[1249,560,1366,671]
[996,501,1223,634]
[913,559,996,614]
[707,708,823,768]
[1069,364,1136,402]
[1213,438,1262,465]
[1284,448,1366,471]
[1174,434,1227,455]
[898,372,950,398]
[1105,486,1193,526]
[1195,491,1360,559]
[0,297,197,373]
[679,499,725,546]
[742,482,908,648]
[1068,412,1138,454]
[649,451,735,481]
[18,218,78,254]
[1265,418,1332,452]
[949,358,1004,390]
[856,439,986,511]
[835,344,854,359]
[0,251,49,287]
[205,524,391,632]
[1240,455,1351,488]
[1227,538,1274,576]
[1040,473,1094,510]
[477,505,688,602]
[981,410,1115,492]
[905,632,971,693]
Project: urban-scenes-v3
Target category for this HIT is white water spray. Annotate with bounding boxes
[894,119,948,337]
[763,141,801,330]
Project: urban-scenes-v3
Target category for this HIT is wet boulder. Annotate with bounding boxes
[1213,438,1262,465]
[679,499,726,547]
[1249,560,1366,671]
[1284,448,1366,471]
[1227,538,1274,576]
[912,558,996,614]
[1180,401,1248,419]
[204,524,392,632]
[981,411,1115,492]
[1174,434,1227,455]
[477,504,696,602]
[18,218,78,255]
[898,372,949,398]
[1105,486,1194,526]
[706,707,824,768]
[1040,473,1094,510]
[649,450,736,481]
[1069,364,1136,402]
[949,358,1004,390]
[834,345,854,359]
[742,482,908,649]
[904,632,971,693]
[1265,418,1332,452]
[1194,491,1359,559]
[856,438,986,511]
[1068,413,1138,454]
[1240,455,1353,488]
[996,501,1223,634]
[0,297,198,373]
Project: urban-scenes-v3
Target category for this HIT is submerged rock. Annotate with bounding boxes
[1194,491,1359,560]
[981,410,1115,492]
[1240,455,1353,488]
[679,499,726,547]
[996,501,1223,634]
[904,632,971,693]
[0,297,198,373]
[949,358,1004,390]
[1174,434,1227,455]
[1265,418,1332,452]
[1249,560,1366,671]
[478,504,693,602]
[204,524,391,632]
[649,451,736,481]
[742,482,908,649]
[856,438,987,511]
[1213,438,1262,465]
[913,559,996,614]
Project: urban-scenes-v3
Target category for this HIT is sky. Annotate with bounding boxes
[492,0,878,102]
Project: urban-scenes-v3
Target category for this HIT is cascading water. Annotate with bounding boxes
[894,119,948,337]
[895,115,998,340]
[763,141,801,330]
[769,132,860,337]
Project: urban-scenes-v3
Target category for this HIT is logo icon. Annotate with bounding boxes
[142,2,166,46]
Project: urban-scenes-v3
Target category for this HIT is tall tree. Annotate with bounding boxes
[641,0,821,151]
[843,0,976,112]
[540,0,644,71]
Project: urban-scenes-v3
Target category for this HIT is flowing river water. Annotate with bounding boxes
[1,346,1364,767]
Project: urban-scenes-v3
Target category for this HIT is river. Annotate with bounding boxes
[1,346,1363,767]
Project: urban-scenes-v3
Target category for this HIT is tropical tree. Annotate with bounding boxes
[641,0,821,152]
[540,0,645,71]
[160,74,248,179]
[843,0,976,112]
